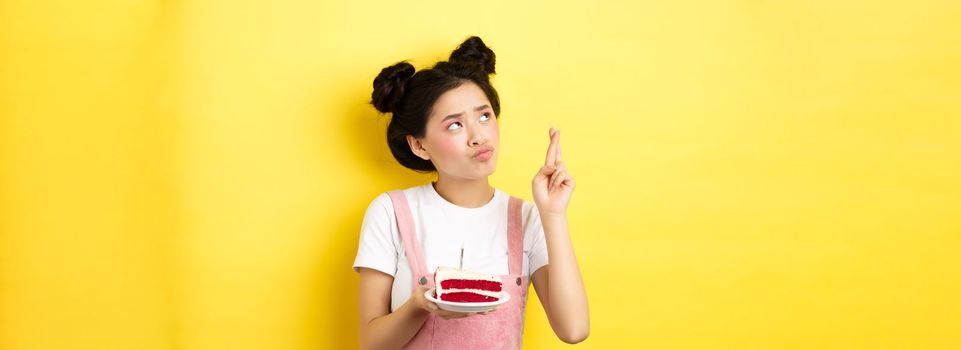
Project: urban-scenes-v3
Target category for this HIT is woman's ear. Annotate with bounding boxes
[406,135,430,161]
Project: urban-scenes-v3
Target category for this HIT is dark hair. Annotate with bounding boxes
[371,36,501,172]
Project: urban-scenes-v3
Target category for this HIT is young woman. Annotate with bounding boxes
[353,36,589,350]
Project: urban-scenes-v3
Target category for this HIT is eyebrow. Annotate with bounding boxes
[441,104,491,122]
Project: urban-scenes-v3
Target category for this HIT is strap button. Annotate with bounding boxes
[516,277,522,285]
[419,277,428,286]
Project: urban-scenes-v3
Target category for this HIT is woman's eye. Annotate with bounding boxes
[447,122,463,131]
[479,113,491,122]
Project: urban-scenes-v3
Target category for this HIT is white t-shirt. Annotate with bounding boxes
[352,183,550,312]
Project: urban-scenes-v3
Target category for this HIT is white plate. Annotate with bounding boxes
[424,288,510,313]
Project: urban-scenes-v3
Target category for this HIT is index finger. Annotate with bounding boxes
[555,130,562,162]
[544,128,559,166]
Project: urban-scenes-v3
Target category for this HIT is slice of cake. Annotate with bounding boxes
[434,266,502,303]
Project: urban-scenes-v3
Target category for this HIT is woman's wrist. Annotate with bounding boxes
[538,210,568,222]
[407,288,432,316]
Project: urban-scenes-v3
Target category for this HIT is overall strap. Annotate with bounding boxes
[507,196,524,276]
[387,190,429,291]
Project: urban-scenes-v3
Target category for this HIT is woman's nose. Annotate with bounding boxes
[469,128,487,146]
[470,131,487,146]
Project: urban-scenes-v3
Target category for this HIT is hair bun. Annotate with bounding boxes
[449,36,496,75]
[371,61,416,113]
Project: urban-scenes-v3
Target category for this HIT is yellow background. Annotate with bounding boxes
[1,0,959,349]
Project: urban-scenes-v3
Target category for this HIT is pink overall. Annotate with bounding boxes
[387,190,530,350]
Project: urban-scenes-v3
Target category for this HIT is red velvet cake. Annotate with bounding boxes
[434,266,502,303]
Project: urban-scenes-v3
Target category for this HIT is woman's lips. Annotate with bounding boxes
[473,149,493,161]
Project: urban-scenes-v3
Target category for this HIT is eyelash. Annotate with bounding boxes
[447,112,492,131]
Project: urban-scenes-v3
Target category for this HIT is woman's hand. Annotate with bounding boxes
[413,286,490,320]
[533,128,575,216]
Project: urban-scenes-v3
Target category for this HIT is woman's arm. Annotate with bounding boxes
[531,214,590,344]
[357,268,429,350]
[530,128,590,344]
[357,268,482,349]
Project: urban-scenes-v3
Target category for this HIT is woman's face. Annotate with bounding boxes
[408,81,500,180]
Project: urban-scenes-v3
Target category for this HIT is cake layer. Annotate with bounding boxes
[440,279,502,292]
[441,288,499,298]
[434,266,503,303]
[440,292,499,303]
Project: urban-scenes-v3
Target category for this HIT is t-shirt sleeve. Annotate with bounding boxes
[352,193,399,276]
[523,201,550,276]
